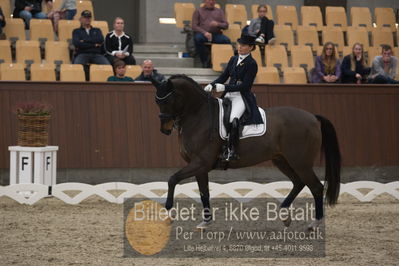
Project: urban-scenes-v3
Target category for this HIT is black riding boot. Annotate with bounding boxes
[225,118,240,161]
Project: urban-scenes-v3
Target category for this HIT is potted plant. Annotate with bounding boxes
[13,101,53,147]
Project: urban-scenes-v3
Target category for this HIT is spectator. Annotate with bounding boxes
[59,0,77,20]
[135,59,165,82]
[341,43,370,84]
[247,4,275,45]
[368,45,399,84]
[13,0,50,29]
[192,0,230,68]
[311,42,341,83]
[104,17,136,65]
[107,59,134,82]
[0,7,6,40]
[72,10,109,65]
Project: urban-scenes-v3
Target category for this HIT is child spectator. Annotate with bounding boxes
[247,4,275,45]
[107,59,134,82]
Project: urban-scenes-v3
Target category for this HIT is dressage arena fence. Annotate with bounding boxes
[0,181,398,205]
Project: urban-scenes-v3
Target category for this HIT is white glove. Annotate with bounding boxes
[215,83,225,92]
[204,84,213,92]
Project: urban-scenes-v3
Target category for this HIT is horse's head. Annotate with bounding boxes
[151,77,184,135]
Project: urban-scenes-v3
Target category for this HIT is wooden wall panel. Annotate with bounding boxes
[0,82,398,168]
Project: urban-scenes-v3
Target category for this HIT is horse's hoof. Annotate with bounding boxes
[307,219,322,232]
[196,220,213,231]
[282,215,292,227]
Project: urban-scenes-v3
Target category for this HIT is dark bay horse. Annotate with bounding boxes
[151,75,341,229]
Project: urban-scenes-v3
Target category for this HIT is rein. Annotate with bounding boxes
[207,93,215,141]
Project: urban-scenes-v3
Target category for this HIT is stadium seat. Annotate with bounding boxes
[251,4,273,20]
[76,0,94,20]
[45,41,71,64]
[223,24,241,44]
[296,25,320,52]
[282,67,307,84]
[342,46,353,58]
[3,18,25,41]
[58,20,81,42]
[371,28,394,48]
[374,7,396,31]
[276,5,298,30]
[30,63,56,81]
[255,67,280,84]
[0,40,12,63]
[346,27,370,52]
[291,45,314,70]
[251,48,263,67]
[225,4,247,28]
[90,64,113,82]
[60,64,85,81]
[274,25,294,51]
[174,2,195,28]
[393,47,399,58]
[265,45,288,68]
[367,46,381,66]
[30,19,55,42]
[325,6,348,30]
[322,27,345,52]
[91,21,109,36]
[0,63,25,81]
[350,7,372,31]
[0,0,12,18]
[126,65,142,79]
[200,3,221,9]
[15,40,41,64]
[211,44,234,72]
[301,6,323,31]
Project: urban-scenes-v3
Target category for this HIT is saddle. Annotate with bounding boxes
[220,98,266,140]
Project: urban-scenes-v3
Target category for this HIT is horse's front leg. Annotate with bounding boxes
[195,173,212,229]
[165,159,210,210]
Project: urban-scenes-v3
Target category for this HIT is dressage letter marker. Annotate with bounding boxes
[9,146,59,194]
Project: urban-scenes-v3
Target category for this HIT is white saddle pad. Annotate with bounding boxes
[217,98,267,140]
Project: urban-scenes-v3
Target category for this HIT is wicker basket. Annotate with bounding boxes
[17,115,51,147]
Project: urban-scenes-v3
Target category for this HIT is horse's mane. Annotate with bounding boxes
[169,74,208,98]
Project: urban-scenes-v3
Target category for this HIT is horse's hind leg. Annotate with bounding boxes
[286,164,324,230]
[272,156,305,227]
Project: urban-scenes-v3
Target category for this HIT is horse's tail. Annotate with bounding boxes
[315,115,341,206]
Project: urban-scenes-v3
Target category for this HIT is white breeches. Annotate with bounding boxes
[225,92,245,122]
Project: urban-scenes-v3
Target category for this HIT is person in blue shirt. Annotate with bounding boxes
[107,59,134,82]
[72,10,109,65]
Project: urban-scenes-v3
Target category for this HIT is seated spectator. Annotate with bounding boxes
[368,45,399,84]
[107,59,134,82]
[59,0,77,20]
[341,43,370,84]
[135,59,165,82]
[311,42,341,83]
[13,0,50,29]
[247,4,275,45]
[0,7,6,40]
[192,0,231,68]
[104,17,136,65]
[72,10,109,65]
